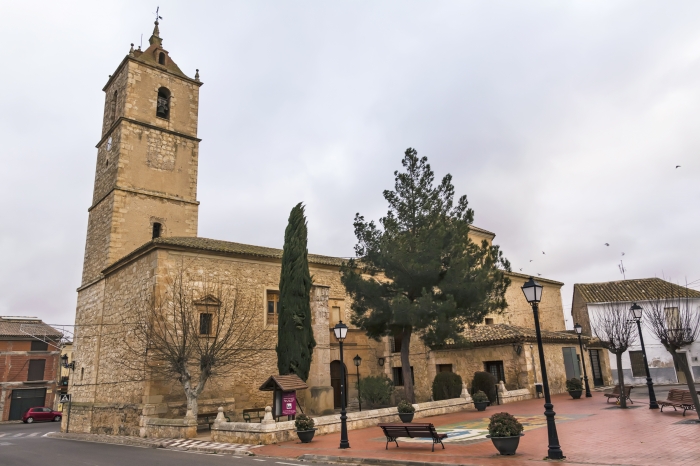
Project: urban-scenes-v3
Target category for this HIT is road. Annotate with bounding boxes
[0,421,330,466]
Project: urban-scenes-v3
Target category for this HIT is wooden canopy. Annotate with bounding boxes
[259,374,308,392]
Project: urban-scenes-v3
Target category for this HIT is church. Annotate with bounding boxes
[67,21,611,437]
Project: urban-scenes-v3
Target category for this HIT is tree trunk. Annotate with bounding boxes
[673,351,700,420]
[616,351,626,408]
[186,391,199,420]
[400,327,415,403]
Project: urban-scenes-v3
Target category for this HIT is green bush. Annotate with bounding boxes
[488,412,523,437]
[397,400,415,413]
[472,390,489,403]
[358,376,394,408]
[471,371,498,403]
[566,378,583,391]
[294,414,315,431]
[432,372,463,401]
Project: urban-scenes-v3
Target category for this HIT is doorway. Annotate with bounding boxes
[589,349,604,386]
[9,388,47,420]
[562,347,581,380]
[330,360,348,409]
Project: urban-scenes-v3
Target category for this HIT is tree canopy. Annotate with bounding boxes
[341,148,511,401]
[277,203,316,381]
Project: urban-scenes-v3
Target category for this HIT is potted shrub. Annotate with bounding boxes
[486,412,524,455]
[566,378,583,399]
[294,414,316,443]
[397,400,416,423]
[472,390,490,411]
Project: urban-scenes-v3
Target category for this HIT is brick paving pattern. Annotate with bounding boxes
[257,391,700,465]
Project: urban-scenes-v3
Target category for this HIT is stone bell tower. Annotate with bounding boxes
[81,21,202,285]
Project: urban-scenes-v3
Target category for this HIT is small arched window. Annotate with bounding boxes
[110,91,118,122]
[156,87,170,119]
[158,52,166,65]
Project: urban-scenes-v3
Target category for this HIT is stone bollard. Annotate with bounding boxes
[498,380,507,393]
[214,406,226,424]
[261,406,275,425]
[461,382,473,402]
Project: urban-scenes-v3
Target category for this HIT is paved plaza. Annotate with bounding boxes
[258,389,700,465]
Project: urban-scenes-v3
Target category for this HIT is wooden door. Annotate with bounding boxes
[589,350,604,386]
[330,360,348,409]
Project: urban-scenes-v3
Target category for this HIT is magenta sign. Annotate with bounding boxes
[281,391,297,416]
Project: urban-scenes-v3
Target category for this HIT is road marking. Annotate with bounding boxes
[0,433,6,437]
[0,442,13,446]
[276,463,302,465]
[253,460,266,462]
[12,433,23,437]
[28,432,39,437]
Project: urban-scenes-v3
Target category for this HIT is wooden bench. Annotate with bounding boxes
[242,408,266,423]
[604,385,634,404]
[378,423,447,452]
[659,389,698,416]
[198,412,230,430]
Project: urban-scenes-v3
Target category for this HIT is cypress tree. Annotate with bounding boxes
[277,203,316,381]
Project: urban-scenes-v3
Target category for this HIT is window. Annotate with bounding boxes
[156,87,171,119]
[199,313,213,335]
[80,367,84,381]
[629,351,646,378]
[27,359,46,381]
[436,364,453,373]
[391,330,403,353]
[152,222,162,239]
[392,367,414,386]
[158,52,166,65]
[267,291,280,325]
[484,361,505,383]
[485,318,494,325]
[30,340,48,351]
[330,306,341,327]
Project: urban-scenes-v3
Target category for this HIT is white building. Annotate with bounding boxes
[571,278,700,385]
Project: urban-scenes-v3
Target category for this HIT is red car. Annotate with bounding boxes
[22,407,62,423]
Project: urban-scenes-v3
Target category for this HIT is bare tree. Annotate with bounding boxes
[644,291,700,420]
[591,303,637,408]
[124,261,271,420]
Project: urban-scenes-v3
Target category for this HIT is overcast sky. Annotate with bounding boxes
[1,1,699,330]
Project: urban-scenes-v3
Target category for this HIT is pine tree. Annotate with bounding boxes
[341,148,511,402]
[277,203,316,381]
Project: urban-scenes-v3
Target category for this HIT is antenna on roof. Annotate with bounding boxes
[140,34,143,50]
[618,260,627,280]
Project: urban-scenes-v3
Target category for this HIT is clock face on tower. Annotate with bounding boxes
[106,136,113,151]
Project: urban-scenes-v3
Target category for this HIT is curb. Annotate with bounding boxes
[298,454,480,466]
[46,432,256,456]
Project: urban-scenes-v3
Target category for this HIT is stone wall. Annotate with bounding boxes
[211,397,474,445]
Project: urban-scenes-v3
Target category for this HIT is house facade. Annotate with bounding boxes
[0,317,63,421]
[572,278,700,385]
[67,20,601,437]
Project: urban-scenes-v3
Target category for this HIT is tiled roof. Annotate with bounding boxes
[259,374,309,392]
[0,317,63,339]
[460,324,582,346]
[151,237,347,267]
[574,278,700,304]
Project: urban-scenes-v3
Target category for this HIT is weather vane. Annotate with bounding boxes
[154,6,163,22]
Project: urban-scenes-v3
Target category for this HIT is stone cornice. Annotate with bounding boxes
[102,56,203,93]
[88,187,199,213]
[96,116,201,149]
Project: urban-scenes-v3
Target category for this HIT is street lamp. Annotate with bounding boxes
[61,354,75,370]
[629,303,659,409]
[522,277,564,460]
[333,320,350,449]
[353,354,362,412]
[573,323,592,397]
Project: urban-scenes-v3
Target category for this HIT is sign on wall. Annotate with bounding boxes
[281,391,296,416]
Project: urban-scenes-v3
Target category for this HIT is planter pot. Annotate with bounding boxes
[296,429,316,443]
[569,390,583,399]
[474,401,489,412]
[487,434,523,455]
[398,412,415,423]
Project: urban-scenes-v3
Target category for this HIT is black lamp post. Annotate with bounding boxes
[629,303,659,409]
[61,354,75,370]
[522,277,564,460]
[573,323,592,397]
[333,321,350,449]
[353,354,362,412]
